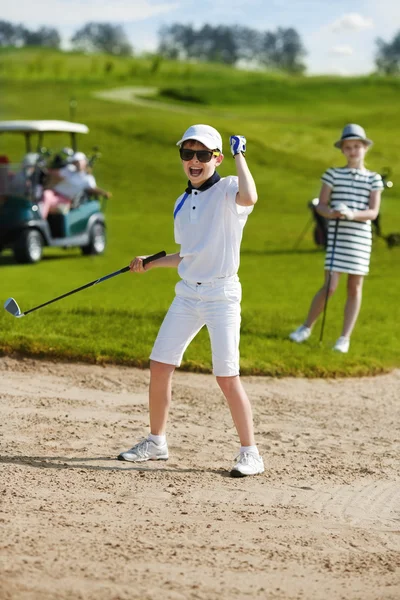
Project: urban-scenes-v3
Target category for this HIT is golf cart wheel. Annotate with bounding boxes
[81,222,106,255]
[13,229,44,264]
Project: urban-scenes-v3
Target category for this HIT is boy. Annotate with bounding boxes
[118,124,264,477]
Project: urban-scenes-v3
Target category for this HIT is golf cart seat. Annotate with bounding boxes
[70,190,89,210]
[70,189,108,210]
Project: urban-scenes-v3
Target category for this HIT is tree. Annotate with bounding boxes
[71,22,132,56]
[231,26,263,63]
[189,25,238,65]
[260,28,306,74]
[158,24,195,60]
[0,21,60,48]
[0,20,25,47]
[23,26,61,48]
[158,23,238,64]
[375,32,400,75]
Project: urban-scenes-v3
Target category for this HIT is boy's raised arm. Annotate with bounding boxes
[230,135,258,207]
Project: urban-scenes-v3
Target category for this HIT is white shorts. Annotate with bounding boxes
[150,276,242,377]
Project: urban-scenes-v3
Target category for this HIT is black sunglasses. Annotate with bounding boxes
[179,148,221,163]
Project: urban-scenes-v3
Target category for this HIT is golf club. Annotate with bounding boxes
[293,198,328,250]
[292,201,315,250]
[4,250,166,318]
[319,219,339,343]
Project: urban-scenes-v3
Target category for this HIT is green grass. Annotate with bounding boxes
[1,49,399,377]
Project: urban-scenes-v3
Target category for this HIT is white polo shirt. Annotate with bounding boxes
[55,167,96,199]
[174,175,253,283]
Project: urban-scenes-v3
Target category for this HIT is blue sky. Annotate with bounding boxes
[4,0,400,75]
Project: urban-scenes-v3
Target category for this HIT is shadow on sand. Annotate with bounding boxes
[0,455,233,477]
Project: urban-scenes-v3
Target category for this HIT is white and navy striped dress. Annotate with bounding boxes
[322,168,384,275]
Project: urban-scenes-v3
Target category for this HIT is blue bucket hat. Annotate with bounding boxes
[334,124,373,149]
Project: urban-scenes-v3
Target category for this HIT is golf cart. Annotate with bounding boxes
[0,120,108,264]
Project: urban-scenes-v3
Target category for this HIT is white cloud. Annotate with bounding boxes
[330,13,374,33]
[2,0,180,27]
[331,45,353,56]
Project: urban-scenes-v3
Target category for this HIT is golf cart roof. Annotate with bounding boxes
[0,120,89,134]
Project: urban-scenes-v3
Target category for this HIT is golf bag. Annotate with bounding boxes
[372,168,400,249]
[309,198,328,248]
[292,198,328,250]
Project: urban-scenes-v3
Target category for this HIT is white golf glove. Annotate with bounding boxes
[230,135,246,157]
[337,203,354,221]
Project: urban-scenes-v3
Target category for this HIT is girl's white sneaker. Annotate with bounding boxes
[333,336,350,353]
[289,325,311,343]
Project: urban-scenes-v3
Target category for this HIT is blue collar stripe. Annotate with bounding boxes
[174,191,189,219]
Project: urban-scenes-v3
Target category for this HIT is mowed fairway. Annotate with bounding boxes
[1,50,400,376]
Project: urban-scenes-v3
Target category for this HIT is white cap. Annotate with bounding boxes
[176,124,222,151]
[69,151,87,162]
[22,152,40,167]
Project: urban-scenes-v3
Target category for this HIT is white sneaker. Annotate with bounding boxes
[333,336,350,353]
[289,325,311,343]
[230,452,265,478]
[117,438,169,462]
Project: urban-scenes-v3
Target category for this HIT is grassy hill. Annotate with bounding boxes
[1,49,399,376]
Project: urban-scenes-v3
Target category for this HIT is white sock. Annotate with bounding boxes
[148,433,166,445]
[240,445,259,455]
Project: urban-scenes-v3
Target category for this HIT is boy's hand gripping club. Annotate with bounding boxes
[4,250,166,318]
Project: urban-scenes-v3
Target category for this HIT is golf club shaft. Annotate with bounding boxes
[293,216,313,250]
[23,250,166,316]
[319,219,339,343]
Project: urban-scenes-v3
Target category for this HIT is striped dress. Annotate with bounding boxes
[322,167,384,275]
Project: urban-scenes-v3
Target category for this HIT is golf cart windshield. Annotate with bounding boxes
[0,156,43,200]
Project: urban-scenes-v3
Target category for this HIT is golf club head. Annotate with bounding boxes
[4,298,24,318]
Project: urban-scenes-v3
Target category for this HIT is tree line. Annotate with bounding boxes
[158,24,306,73]
[1,19,400,75]
[0,20,132,56]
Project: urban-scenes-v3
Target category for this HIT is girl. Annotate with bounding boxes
[290,124,384,353]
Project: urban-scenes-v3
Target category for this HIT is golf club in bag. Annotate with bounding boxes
[292,198,328,250]
[319,219,339,343]
[4,251,166,318]
[371,168,400,248]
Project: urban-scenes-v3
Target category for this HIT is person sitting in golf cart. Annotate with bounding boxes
[40,151,111,218]
[9,152,45,200]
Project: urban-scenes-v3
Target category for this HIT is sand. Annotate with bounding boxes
[1,356,399,600]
